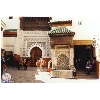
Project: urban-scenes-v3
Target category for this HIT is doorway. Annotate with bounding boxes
[30,47,42,67]
[74,45,93,69]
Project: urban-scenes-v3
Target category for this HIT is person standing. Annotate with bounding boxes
[91,58,96,72]
[7,57,10,67]
[78,58,81,69]
[24,58,29,70]
[18,58,24,70]
[1,56,6,78]
[9,57,12,67]
[24,58,27,70]
[86,60,92,75]
[75,59,80,70]
[39,58,43,71]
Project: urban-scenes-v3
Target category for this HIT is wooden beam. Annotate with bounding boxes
[73,40,93,45]
[49,20,72,27]
[50,23,72,27]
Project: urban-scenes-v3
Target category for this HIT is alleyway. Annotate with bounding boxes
[1,67,100,83]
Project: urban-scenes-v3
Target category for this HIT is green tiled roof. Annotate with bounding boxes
[4,29,17,32]
[48,27,75,35]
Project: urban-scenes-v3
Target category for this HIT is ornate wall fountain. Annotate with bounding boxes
[48,27,75,78]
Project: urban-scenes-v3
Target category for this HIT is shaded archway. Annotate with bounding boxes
[30,47,42,67]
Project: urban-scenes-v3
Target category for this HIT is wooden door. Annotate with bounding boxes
[30,47,42,67]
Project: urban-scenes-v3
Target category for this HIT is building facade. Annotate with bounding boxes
[1,17,100,78]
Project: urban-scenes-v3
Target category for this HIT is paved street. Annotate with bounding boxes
[1,67,100,83]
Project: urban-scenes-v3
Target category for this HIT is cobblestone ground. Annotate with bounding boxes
[1,67,100,83]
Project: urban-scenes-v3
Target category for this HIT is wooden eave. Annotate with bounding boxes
[3,32,17,37]
[20,17,51,31]
[73,40,93,45]
[49,20,72,27]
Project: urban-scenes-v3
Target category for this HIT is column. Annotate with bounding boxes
[70,47,74,65]
[51,48,54,69]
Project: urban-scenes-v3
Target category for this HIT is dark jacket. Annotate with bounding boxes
[1,56,5,66]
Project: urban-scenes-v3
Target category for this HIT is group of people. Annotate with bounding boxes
[75,57,96,75]
[6,57,13,67]
[36,58,46,71]
[1,56,31,78]
[18,57,30,70]
[75,58,81,70]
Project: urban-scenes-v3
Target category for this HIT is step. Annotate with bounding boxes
[75,70,97,79]
[76,77,98,79]
[76,75,97,77]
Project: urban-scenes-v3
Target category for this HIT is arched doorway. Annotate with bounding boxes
[30,47,42,67]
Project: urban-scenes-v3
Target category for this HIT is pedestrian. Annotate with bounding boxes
[16,60,20,69]
[7,57,12,67]
[9,57,12,67]
[24,58,27,70]
[91,58,96,72]
[1,56,6,78]
[78,58,81,69]
[71,66,76,78]
[19,58,24,70]
[86,60,92,75]
[39,58,43,71]
[75,59,80,70]
[36,60,40,68]
[24,57,30,70]
[7,57,10,67]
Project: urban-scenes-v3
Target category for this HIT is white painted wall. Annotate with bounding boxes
[1,31,3,49]
[72,17,100,40]
[3,37,17,53]
[52,17,100,40]
[3,37,16,45]
[1,17,20,29]
[3,45,14,52]
[1,20,6,49]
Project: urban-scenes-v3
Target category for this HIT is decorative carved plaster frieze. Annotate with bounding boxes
[20,31,51,57]
[23,31,49,37]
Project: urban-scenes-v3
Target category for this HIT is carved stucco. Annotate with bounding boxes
[19,31,51,58]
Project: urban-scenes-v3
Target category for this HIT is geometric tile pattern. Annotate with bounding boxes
[48,26,75,36]
[57,54,69,70]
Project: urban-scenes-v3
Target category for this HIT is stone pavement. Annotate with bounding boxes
[1,67,100,83]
